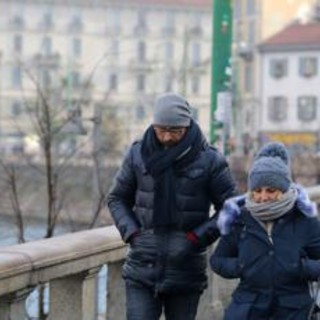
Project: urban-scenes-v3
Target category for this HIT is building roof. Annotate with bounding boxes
[259,21,320,52]
[126,0,211,6]
[6,0,211,9]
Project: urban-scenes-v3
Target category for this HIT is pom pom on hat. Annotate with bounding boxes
[248,142,292,192]
[255,141,290,165]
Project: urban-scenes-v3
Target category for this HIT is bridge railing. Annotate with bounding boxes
[0,226,127,320]
[0,185,319,320]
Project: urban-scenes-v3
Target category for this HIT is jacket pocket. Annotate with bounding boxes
[128,230,157,264]
[167,231,197,263]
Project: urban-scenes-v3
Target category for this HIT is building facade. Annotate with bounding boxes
[231,0,316,154]
[259,21,320,153]
[0,0,212,155]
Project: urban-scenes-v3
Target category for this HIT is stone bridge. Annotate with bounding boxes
[0,185,320,320]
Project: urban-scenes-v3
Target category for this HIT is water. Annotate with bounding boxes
[0,216,107,319]
[0,215,73,246]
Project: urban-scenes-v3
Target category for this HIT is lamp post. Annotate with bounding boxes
[210,0,233,145]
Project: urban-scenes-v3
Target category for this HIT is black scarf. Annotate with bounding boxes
[141,120,204,230]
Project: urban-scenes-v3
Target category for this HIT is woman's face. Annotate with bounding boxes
[251,187,283,203]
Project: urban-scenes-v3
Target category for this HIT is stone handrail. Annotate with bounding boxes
[0,185,319,320]
[306,185,320,203]
[0,226,127,320]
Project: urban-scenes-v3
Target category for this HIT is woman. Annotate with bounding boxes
[211,142,320,320]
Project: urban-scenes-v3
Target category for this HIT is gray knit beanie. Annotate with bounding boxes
[248,142,292,192]
[153,92,193,127]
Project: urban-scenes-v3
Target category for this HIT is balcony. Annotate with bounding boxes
[33,53,61,70]
[128,59,154,73]
[161,27,176,37]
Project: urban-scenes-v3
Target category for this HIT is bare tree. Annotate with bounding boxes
[0,56,124,319]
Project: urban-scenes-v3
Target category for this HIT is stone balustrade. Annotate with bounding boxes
[0,185,319,320]
[0,226,127,320]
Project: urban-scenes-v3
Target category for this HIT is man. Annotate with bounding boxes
[107,92,237,320]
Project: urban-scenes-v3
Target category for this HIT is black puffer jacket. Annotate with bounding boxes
[107,140,236,293]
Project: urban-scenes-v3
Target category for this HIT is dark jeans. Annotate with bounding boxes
[126,281,201,320]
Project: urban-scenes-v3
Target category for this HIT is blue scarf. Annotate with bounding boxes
[141,120,204,231]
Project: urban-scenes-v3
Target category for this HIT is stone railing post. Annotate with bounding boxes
[49,267,101,320]
[106,260,126,320]
[0,288,34,320]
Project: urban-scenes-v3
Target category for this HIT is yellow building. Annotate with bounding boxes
[232,0,317,154]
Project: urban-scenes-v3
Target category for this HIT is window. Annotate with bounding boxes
[69,15,83,32]
[136,104,145,120]
[297,96,317,121]
[190,13,201,30]
[162,11,175,36]
[246,0,256,15]
[268,96,287,122]
[247,20,255,45]
[71,71,81,87]
[191,75,200,95]
[234,0,241,19]
[12,65,22,88]
[41,11,53,30]
[11,101,23,116]
[189,14,203,38]
[135,9,147,34]
[42,36,52,55]
[72,38,82,58]
[299,57,318,77]
[39,69,51,88]
[192,107,199,121]
[164,42,174,60]
[110,39,119,58]
[13,34,23,53]
[270,59,288,79]
[137,74,145,92]
[191,42,201,67]
[109,74,118,91]
[164,74,173,92]
[107,8,121,34]
[11,14,24,29]
[137,41,146,62]
[244,64,253,92]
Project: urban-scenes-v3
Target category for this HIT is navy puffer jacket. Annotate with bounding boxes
[211,201,320,319]
[107,140,236,293]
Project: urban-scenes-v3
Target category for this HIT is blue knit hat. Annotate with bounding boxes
[153,93,193,127]
[248,142,292,192]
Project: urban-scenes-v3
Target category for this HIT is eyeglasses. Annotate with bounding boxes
[153,126,186,135]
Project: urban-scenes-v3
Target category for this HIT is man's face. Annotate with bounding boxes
[153,125,187,148]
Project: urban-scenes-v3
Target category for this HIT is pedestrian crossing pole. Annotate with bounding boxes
[210,0,233,145]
